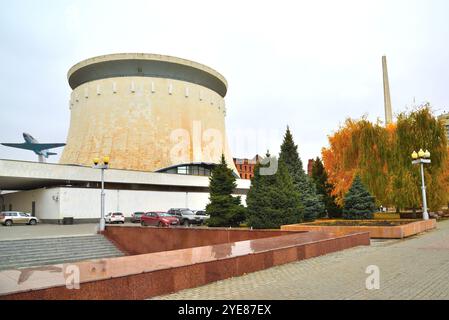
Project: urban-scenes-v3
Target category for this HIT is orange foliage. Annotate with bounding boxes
[321,119,360,206]
[322,114,449,210]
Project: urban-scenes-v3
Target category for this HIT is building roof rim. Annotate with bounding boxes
[67,53,228,89]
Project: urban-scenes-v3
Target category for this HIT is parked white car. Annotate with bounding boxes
[105,212,125,224]
[0,211,39,226]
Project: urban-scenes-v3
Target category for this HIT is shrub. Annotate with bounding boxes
[343,175,377,220]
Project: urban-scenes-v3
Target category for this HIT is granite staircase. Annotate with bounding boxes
[0,235,124,270]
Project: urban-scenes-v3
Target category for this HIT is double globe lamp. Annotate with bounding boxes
[93,156,110,231]
[411,149,431,220]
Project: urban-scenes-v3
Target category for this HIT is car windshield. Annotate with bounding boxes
[158,213,171,217]
[195,211,206,215]
[134,212,144,216]
[182,210,194,215]
[113,213,123,216]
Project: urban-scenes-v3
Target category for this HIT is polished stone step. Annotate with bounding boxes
[0,235,123,271]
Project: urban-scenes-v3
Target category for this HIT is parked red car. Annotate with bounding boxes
[141,212,180,227]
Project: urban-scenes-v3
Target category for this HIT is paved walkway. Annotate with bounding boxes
[0,223,98,240]
[154,220,449,300]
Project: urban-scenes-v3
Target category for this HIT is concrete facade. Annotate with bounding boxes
[1,188,59,221]
[59,53,238,175]
[0,160,250,223]
[0,159,250,191]
[2,187,247,223]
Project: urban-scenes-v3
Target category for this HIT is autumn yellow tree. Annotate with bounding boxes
[392,107,449,211]
[322,105,449,211]
[322,118,391,207]
[321,119,358,206]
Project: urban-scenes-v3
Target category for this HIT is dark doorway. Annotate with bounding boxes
[32,201,36,217]
[8,204,12,211]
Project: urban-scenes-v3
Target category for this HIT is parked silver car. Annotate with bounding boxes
[193,210,210,225]
[0,211,39,226]
[167,208,202,226]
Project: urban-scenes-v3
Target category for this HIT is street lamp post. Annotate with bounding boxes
[93,156,110,231]
[411,149,431,220]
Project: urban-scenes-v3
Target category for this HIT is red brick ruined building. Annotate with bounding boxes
[307,159,314,177]
[233,155,262,180]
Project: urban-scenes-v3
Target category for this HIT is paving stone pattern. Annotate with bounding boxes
[154,220,449,300]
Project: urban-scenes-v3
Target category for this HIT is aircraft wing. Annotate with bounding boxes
[32,143,66,151]
[1,143,36,151]
[1,143,65,152]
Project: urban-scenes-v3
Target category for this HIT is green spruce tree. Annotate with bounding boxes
[206,154,246,227]
[343,175,377,220]
[279,127,324,221]
[311,157,343,218]
[246,152,303,229]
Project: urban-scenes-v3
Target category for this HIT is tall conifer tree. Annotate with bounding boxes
[206,154,246,227]
[279,127,324,221]
[246,152,303,229]
[311,157,342,218]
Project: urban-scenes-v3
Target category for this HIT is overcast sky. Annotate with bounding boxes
[1,0,448,167]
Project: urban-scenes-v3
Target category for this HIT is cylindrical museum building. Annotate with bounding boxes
[59,53,238,176]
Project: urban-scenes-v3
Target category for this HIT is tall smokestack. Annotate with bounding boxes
[382,56,393,125]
